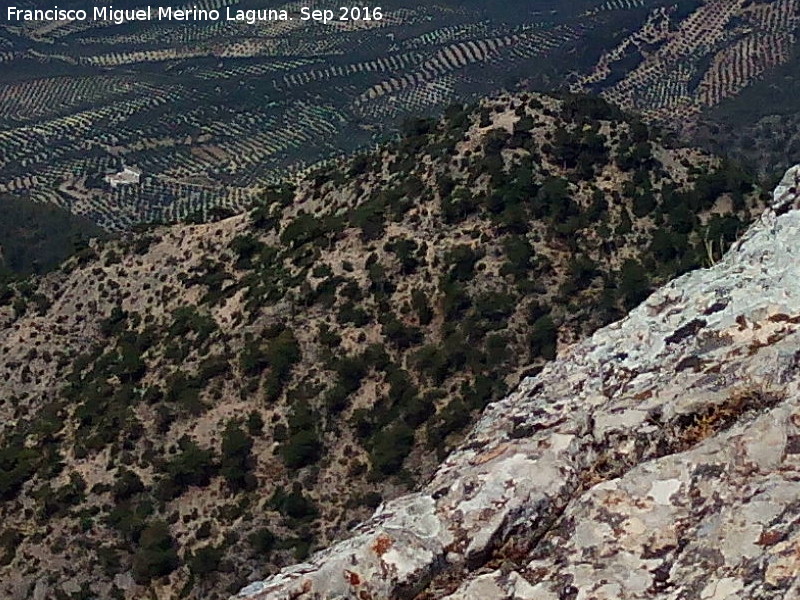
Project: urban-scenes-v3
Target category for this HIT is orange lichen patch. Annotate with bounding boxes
[767,332,789,345]
[768,313,800,323]
[344,570,362,586]
[747,322,797,355]
[758,530,785,546]
[673,386,783,451]
[765,539,800,585]
[485,535,533,570]
[736,315,748,330]
[598,490,628,509]
[372,534,393,556]
[472,443,509,465]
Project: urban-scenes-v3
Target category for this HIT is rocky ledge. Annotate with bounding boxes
[235,166,800,600]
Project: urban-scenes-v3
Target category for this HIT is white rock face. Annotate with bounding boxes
[234,166,800,600]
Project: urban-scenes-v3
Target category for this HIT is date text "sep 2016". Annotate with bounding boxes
[300,7,383,24]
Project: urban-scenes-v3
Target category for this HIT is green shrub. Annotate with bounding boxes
[515,115,535,133]
[484,333,511,368]
[350,198,386,241]
[402,394,435,428]
[560,93,621,122]
[335,355,368,393]
[561,255,598,295]
[369,422,414,476]
[221,422,254,492]
[36,472,86,519]
[132,520,179,584]
[337,302,370,326]
[247,411,265,437]
[445,245,479,281]
[529,315,557,360]
[249,528,276,555]
[0,439,39,501]
[323,383,349,414]
[280,214,327,249]
[426,399,470,451]
[230,235,265,269]
[474,291,515,325]
[618,259,651,309]
[241,328,301,400]
[240,340,268,376]
[387,238,419,274]
[444,102,469,130]
[249,205,278,230]
[281,400,322,469]
[165,372,206,415]
[317,323,342,348]
[199,355,230,380]
[160,440,216,499]
[382,316,422,349]
[263,329,302,401]
[105,499,153,543]
[112,468,144,501]
[440,280,471,321]
[188,544,224,577]
[501,236,534,279]
[0,528,22,566]
[270,485,318,522]
[441,188,480,224]
[168,307,216,342]
[411,289,433,325]
[281,429,322,469]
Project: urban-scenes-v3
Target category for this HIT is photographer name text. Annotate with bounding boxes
[7,6,384,25]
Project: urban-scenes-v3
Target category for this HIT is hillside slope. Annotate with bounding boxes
[694,42,800,176]
[0,92,768,600]
[0,194,105,281]
[233,167,800,600]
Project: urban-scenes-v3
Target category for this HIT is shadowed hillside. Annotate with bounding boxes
[0,194,105,281]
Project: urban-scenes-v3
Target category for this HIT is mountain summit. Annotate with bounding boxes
[235,165,800,599]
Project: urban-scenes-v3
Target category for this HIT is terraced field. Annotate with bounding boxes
[0,0,797,228]
[571,0,800,125]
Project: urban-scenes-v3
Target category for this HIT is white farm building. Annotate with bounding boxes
[105,166,142,188]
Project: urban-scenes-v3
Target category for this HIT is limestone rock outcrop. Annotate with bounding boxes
[235,166,800,600]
